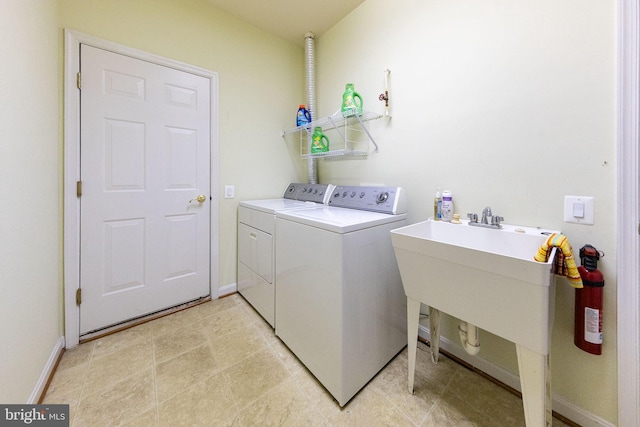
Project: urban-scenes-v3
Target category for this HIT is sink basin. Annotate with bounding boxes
[391,219,560,427]
[390,219,558,353]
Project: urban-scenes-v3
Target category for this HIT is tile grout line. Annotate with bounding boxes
[151,322,160,427]
[70,341,96,427]
[201,297,245,426]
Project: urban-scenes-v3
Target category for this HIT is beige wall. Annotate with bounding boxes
[0,0,63,402]
[316,0,617,423]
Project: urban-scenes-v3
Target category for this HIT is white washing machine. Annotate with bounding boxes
[274,185,408,407]
[237,183,333,327]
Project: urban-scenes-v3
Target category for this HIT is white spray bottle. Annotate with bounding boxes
[441,190,453,222]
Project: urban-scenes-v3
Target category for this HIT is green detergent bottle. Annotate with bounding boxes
[341,83,363,115]
[310,127,329,153]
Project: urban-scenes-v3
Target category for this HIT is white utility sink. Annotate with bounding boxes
[391,219,559,427]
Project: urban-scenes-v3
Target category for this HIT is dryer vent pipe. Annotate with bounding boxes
[304,32,318,184]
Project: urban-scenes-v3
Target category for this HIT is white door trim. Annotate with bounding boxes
[617,1,640,425]
[64,29,220,348]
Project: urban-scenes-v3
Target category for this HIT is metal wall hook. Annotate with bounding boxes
[382,68,391,117]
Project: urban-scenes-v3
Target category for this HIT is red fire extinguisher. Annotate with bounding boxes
[574,244,605,355]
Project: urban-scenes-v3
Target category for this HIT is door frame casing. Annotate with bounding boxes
[617,1,640,425]
[63,29,220,348]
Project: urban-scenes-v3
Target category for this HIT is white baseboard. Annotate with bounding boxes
[28,336,65,404]
[418,325,615,427]
[552,394,616,427]
[217,282,237,298]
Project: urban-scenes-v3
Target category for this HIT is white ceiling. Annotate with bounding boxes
[204,0,365,46]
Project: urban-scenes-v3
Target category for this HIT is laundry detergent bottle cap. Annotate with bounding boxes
[341,83,363,115]
[296,104,312,127]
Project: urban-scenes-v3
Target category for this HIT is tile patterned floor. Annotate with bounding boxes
[44,294,572,426]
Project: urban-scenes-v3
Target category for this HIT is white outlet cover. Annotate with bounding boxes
[564,195,594,224]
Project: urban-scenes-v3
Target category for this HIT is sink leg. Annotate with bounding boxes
[429,306,441,363]
[516,345,552,427]
[407,297,421,394]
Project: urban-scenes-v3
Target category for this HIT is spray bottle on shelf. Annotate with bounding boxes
[434,188,442,221]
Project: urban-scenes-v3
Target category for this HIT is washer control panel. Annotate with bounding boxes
[328,186,407,214]
[282,183,334,204]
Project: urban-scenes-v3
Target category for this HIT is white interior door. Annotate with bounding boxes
[79,45,211,334]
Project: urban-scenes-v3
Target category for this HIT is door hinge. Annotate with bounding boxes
[76,181,82,197]
[76,72,81,89]
[76,288,81,305]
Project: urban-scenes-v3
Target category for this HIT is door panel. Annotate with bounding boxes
[165,213,198,279]
[80,45,210,334]
[104,218,145,293]
[104,119,145,190]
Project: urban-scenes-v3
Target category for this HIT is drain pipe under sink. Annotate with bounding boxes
[459,321,481,355]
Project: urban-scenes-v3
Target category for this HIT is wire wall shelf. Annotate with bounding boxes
[282,110,382,159]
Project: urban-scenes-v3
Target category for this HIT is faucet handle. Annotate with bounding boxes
[492,216,504,226]
[467,213,478,223]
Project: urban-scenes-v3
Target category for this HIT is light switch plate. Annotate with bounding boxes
[564,195,594,224]
[224,185,235,199]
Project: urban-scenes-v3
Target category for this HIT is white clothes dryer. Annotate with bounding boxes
[237,183,333,327]
[274,185,408,407]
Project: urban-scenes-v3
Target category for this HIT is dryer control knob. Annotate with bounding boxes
[376,192,389,204]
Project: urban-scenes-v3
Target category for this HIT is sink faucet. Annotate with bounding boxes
[467,206,504,229]
[481,207,492,224]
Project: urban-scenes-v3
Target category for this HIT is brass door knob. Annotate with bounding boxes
[189,194,207,203]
